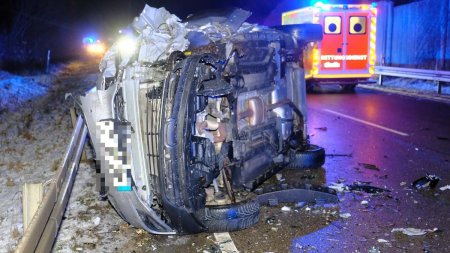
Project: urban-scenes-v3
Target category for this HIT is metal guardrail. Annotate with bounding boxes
[375,66,450,94]
[16,116,87,253]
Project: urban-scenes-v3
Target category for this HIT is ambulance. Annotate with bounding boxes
[282,2,377,91]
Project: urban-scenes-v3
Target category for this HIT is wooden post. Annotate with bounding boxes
[22,183,44,231]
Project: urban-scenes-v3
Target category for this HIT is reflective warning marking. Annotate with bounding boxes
[214,232,239,253]
[323,109,409,137]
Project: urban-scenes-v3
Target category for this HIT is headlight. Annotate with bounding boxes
[117,36,138,58]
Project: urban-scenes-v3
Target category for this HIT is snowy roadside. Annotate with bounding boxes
[360,77,450,105]
[0,61,99,252]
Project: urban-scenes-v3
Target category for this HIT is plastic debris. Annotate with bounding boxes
[361,200,368,205]
[359,163,380,171]
[329,183,347,192]
[377,239,389,243]
[391,227,438,236]
[281,206,291,212]
[348,183,389,193]
[400,181,407,186]
[295,201,307,208]
[337,178,346,183]
[339,212,351,219]
[439,185,450,191]
[266,216,276,225]
[275,173,285,182]
[412,175,440,190]
[368,246,381,253]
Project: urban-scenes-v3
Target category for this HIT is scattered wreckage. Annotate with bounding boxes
[78,5,327,234]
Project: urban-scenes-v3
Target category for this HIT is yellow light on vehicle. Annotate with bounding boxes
[312,47,320,76]
[117,36,138,58]
[369,8,377,74]
[86,42,106,56]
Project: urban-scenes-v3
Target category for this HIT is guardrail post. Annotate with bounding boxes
[22,183,44,231]
[378,74,384,86]
[437,81,442,94]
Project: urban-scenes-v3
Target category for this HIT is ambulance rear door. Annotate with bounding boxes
[317,9,371,78]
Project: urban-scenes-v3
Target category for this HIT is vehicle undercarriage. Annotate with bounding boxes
[79,6,325,234]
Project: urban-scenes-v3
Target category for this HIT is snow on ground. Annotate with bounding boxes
[360,76,450,104]
[0,61,98,252]
[0,60,164,253]
[53,162,135,252]
[380,76,450,95]
[0,71,49,112]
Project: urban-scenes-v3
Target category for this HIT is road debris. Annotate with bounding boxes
[348,183,389,194]
[329,183,347,192]
[281,206,291,212]
[440,185,450,191]
[295,202,307,208]
[377,239,389,243]
[326,153,353,157]
[361,200,368,205]
[368,246,381,253]
[412,175,440,190]
[337,178,346,183]
[275,173,285,182]
[400,181,407,186]
[266,216,276,225]
[358,163,380,171]
[339,212,351,219]
[391,227,438,236]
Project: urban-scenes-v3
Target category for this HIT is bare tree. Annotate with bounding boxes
[1,0,64,68]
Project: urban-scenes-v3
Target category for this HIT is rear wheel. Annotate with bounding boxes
[341,84,357,92]
[288,144,325,170]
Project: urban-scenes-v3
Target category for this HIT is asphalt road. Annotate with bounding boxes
[118,86,450,253]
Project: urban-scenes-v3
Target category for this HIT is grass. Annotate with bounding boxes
[8,161,26,171]
[51,159,61,171]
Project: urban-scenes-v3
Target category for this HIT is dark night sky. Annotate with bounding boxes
[0,0,416,61]
[75,0,380,39]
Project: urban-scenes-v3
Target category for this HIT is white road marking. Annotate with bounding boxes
[214,232,239,253]
[323,109,409,137]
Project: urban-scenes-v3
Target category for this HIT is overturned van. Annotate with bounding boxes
[79,5,325,234]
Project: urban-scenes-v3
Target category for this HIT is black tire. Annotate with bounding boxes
[196,200,260,232]
[341,84,357,92]
[288,144,325,169]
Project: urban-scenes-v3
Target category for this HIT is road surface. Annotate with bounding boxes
[54,86,450,253]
